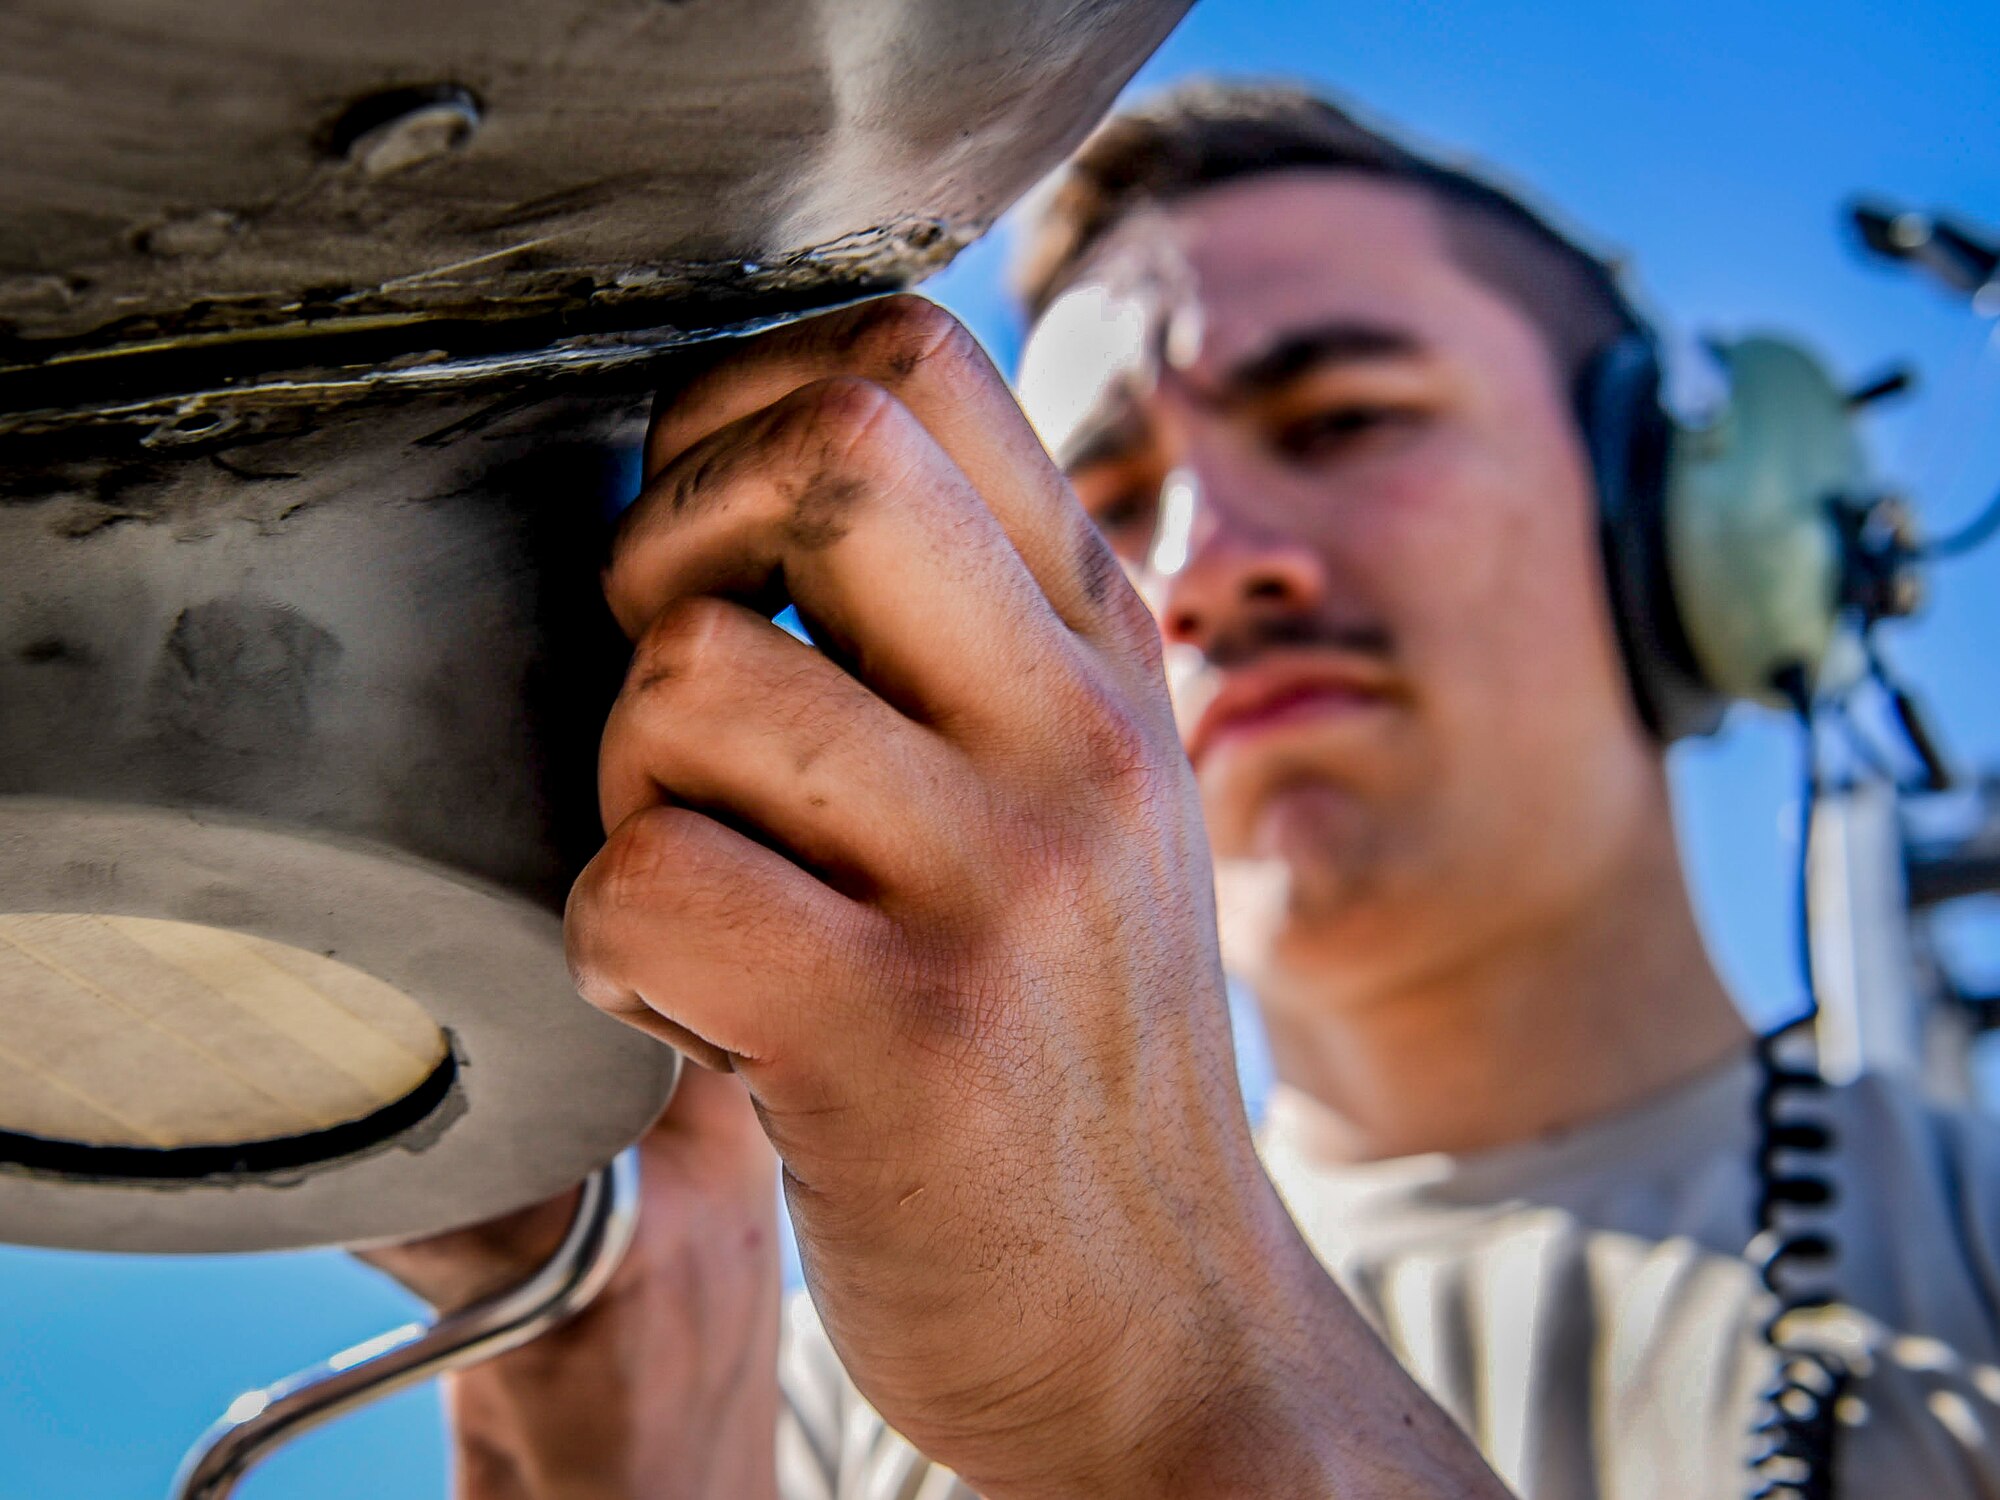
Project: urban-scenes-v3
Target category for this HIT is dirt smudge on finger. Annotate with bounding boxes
[785,472,864,551]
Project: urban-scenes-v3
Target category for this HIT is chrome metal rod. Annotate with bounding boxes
[170,1148,641,1500]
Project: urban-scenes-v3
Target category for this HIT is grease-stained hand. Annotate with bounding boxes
[566,295,1506,1500]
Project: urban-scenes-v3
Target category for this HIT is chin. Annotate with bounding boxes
[1268,785,1389,906]
[1205,774,1382,894]
[1230,795,1441,1000]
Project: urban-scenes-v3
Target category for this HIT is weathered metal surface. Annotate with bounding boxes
[0,386,675,1252]
[0,0,1189,1250]
[1,0,1190,436]
[0,388,641,910]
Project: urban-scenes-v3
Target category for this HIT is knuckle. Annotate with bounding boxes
[590,805,690,919]
[1059,673,1170,803]
[773,375,902,467]
[625,595,736,697]
[564,881,624,1016]
[600,533,649,638]
[564,939,627,1020]
[580,808,777,957]
[961,687,1176,902]
[838,294,976,384]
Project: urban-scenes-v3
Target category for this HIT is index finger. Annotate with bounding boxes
[645,296,1128,639]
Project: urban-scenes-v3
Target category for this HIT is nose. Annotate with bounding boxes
[1148,475,1328,653]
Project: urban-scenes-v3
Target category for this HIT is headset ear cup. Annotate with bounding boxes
[1580,334,1729,742]
[1663,337,1861,710]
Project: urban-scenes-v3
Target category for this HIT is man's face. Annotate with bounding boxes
[1019,171,1668,989]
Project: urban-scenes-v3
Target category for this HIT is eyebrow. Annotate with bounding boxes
[1054,320,1425,474]
[1222,320,1423,394]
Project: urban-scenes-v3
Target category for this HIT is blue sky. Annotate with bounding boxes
[5,3,1998,1496]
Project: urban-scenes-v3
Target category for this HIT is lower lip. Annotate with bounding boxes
[1196,685,1388,763]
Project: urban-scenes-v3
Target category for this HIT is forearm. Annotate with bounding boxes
[444,1228,784,1500]
[1116,1286,1510,1500]
[973,1191,1511,1500]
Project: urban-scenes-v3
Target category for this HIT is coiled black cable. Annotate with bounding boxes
[1747,1027,1848,1499]
[1746,666,1850,1500]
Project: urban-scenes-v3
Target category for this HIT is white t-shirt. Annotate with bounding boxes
[776,1051,2000,1498]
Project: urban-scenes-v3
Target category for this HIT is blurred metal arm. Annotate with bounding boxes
[170,1148,641,1500]
[1810,779,1926,1085]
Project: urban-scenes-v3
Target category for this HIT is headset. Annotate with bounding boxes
[1572,223,2000,1493]
[1578,313,1864,1500]
[1580,325,1906,744]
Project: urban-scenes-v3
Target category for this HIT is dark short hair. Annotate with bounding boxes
[1016,79,1641,383]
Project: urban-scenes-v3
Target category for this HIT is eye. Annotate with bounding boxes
[1272,404,1420,463]
[1086,486,1158,559]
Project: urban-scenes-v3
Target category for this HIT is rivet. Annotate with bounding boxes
[142,409,240,449]
[324,84,482,179]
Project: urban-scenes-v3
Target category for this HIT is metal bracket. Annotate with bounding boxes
[170,1147,641,1500]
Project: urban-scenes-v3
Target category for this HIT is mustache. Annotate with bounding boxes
[1197,613,1396,673]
